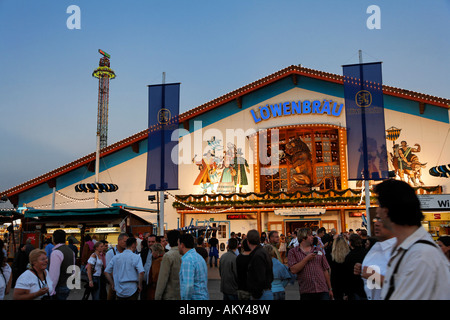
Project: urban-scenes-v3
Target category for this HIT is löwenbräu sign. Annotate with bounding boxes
[250,99,343,123]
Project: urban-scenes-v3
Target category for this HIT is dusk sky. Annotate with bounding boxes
[0,0,449,202]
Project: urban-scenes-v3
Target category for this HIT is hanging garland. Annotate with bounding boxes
[172,196,377,209]
[166,191,235,213]
[172,185,441,210]
[175,188,364,201]
[174,185,440,201]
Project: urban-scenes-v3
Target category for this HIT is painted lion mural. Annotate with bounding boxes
[284,137,314,190]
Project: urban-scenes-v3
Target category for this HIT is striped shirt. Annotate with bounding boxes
[179,249,209,300]
[288,245,330,294]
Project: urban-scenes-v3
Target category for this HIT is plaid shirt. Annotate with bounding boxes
[288,245,330,294]
[179,249,209,300]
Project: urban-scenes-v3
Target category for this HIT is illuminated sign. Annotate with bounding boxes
[274,208,325,216]
[47,228,80,234]
[250,100,344,123]
[418,194,450,211]
[227,214,256,220]
[87,227,121,234]
[349,212,364,217]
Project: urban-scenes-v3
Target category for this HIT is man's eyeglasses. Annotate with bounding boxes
[372,217,382,222]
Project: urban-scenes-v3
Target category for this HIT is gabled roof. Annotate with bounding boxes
[2,65,449,200]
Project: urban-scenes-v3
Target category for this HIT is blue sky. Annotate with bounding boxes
[0,0,449,195]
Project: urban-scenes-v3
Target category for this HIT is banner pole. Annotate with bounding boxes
[159,72,166,236]
[94,133,100,208]
[359,51,372,236]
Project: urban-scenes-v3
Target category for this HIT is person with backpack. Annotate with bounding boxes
[375,179,450,300]
[104,237,145,300]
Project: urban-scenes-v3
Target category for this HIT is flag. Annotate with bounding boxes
[145,83,180,191]
[343,62,388,180]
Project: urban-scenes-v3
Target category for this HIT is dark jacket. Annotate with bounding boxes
[236,254,251,291]
[344,247,367,299]
[219,251,238,295]
[12,246,28,286]
[140,246,151,266]
[54,245,76,288]
[246,245,273,299]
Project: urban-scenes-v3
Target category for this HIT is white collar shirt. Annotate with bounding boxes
[105,245,123,269]
[361,237,396,300]
[289,237,299,248]
[380,226,450,300]
[104,249,145,298]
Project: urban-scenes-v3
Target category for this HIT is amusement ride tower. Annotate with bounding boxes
[75,50,118,207]
[93,49,116,149]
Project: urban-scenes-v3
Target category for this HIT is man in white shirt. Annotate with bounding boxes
[105,233,128,268]
[354,212,396,300]
[135,233,143,254]
[104,233,128,300]
[104,237,144,300]
[288,231,299,248]
[374,179,450,300]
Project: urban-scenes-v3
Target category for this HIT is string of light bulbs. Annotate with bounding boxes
[56,191,95,202]
[20,191,110,210]
[165,191,235,213]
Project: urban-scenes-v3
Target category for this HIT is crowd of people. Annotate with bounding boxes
[1,180,450,301]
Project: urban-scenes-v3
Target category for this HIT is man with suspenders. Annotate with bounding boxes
[104,233,129,300]
[374,179,450,300]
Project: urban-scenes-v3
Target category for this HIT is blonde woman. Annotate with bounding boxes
[264,244,292,300]
[13,249,53,300]
[146,243,165,300]
[86,241,106,300]
[330,235,350,300]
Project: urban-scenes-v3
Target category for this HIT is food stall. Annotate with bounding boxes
[21,207,153,260]
[422,212,450,239]
[418,194,450,240]
[0,210,23,260]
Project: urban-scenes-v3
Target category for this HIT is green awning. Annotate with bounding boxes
[0,210,23,222]
[24,207,127,219]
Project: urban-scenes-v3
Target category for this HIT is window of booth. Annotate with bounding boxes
[260,126,342,192]
[425,220,450,238]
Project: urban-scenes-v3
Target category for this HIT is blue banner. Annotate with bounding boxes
[343,62,388,180]
[146,83,180,191]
